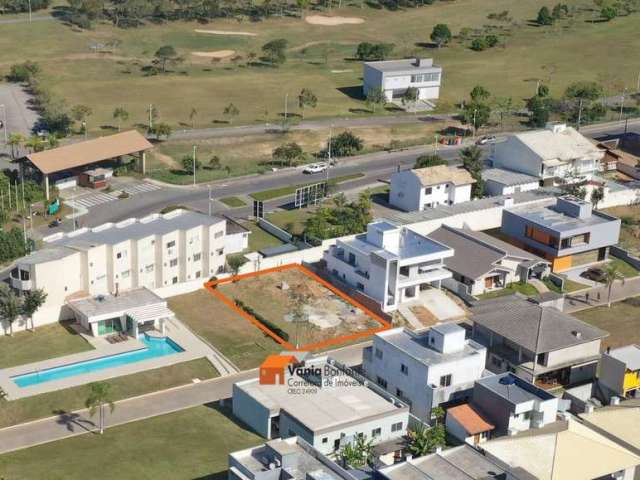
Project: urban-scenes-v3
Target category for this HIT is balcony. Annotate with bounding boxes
[10,269,32,291]
[333,251,357,268]
[397,268,450,286]
[355,269,370,279]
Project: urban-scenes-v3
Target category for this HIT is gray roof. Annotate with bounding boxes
[47,210,225,249]
[507,201,618,234]
[364,58,441,75]
[481,168,540,186]
[471,296,608,353]
[477,373,555,405]
[429,226,546,280]
[16,246,75,265]
[68,287,165,318]
[225,218,249,235]
[606,345,640,371]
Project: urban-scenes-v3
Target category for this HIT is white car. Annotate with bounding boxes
[303,163,328,174]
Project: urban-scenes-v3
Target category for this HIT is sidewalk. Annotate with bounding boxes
[564,276,640,313]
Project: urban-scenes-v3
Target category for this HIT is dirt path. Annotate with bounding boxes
[194,29,256,36]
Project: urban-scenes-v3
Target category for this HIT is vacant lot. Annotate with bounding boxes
[2,0,638,133]
[217,267,383,349]
[0,404,261,480]
[604,205,640,256]
[574,297,640,350]
[0,358,217,428]
[0,321,93,369]
[168,289,283,369]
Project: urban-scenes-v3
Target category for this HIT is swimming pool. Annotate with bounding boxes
[12,334,184,388]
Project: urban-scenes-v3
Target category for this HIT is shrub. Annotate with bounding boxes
[234,299,290,342]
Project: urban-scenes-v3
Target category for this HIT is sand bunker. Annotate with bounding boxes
[194,29,257,36]
[305,15,364,26]
[191,50,236,59]
[331,69,353,73]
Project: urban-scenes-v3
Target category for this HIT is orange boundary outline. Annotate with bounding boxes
[204,263,391,351]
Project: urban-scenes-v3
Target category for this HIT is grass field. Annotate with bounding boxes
[250,173,364,200]
[574,297,640,350]
[266,208,317,236]
[168,289,283,369]
[0,321,93,369]
[604,205,640,256]
[0,404,261,480]
[0,358,217,428]
[219,196,247,207]
[477,281,539,300]
[239,220,285,252]
[2,0,638,133]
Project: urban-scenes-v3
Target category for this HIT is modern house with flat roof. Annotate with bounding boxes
[7,209,246,333]
[599,345,640,400]
[323,221,453,312]
[491,123,603,183]
[232,357,409,456]
[362,58,442,103]
[362,324,487,421]
[481,168,541,197]
[229,437,359,480]
[500,196,621,272]
[580,406,640,457]
[429,225,549,296]
[471,295,608,388]
[389,165,475,212]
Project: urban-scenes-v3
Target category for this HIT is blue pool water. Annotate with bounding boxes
[12,334,184,388]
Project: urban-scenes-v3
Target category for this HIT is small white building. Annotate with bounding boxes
[389,165,475,212]
[481,167,541,197]
[323,221,453,312]
[363,324,487,421]
[232,357,409,456]
[363,58,442,103]
[491,123,603,183]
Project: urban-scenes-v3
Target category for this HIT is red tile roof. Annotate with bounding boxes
[447,404,495,435]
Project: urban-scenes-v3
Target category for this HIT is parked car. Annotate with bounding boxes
[303,163,328,174]
[476,135,497,145]
[580,267,607,282]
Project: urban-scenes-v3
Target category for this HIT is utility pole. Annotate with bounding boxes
[192,145,197,186]
[619,88,627,122]
[472,108,477,139]
[577,98,584,131]
[208,185,212,216]
[637,71,640,93]
[148,104,154,131]
[72,192,76,231]
[28,0,32,23]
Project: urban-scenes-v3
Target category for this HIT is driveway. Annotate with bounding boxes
[0,83,38,162]
[562,263,603,288]
[419,289,466,321]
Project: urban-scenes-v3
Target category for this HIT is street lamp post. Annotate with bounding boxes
[619,88,627,122]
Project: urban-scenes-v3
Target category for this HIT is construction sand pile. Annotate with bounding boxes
[194,29,257,36]
[305,15,365,26]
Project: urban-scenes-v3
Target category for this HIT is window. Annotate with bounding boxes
[521,411,532,421]
[322,437,328,444]
[214,230,224,239]
[396,388,403,397]
[172,276,178,284]
[377,376,387,389]
[193,253,202,262]
[195,271,201,279]
[356,282,364,291]
[400,364,408,375]
[170,259,178,267]
[121,270,130,279]
[439,374,452,387]
[375,348,383,360]
[145,264,154,273]
[391,422,403,432]
[424,187,432,195]
[167,240,176,249]
[217,248,224,256]
[371,428,381,438]
[491,356,502,367]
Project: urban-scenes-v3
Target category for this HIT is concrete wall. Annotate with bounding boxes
[544,340,601,368]
[492,137,542,177]
[389,170,421,212]
[599,353,626,395]
[484,180,540,197]
[232,383,272,439]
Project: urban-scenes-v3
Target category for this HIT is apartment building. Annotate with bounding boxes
[10,209,244,327]
[363,58,442,103]
[501,196,621,272]
[323,221,453,312]
[389,165,475,212]
[362,324,487,421]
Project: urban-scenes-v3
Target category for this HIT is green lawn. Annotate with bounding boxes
[250,173,364,201]
[240,220,285,252]
[477,282,539,300]
[542,277,588,294]
[0,404,261,480]
[266,208,316,236]
[219,196,247,208]
[574,297,640,350]
[608,257,640,279]
[0,321,93,369]
[168,289,282,370]
[0,358,218,429]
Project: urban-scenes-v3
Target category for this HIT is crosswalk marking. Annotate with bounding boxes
[71,182,161,209]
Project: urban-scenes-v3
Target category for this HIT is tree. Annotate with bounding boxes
[112,107,129,132]
[181,155,202,174]
[527,95,552,127]
[407,423,445,458]
[7,133,25,160]
[85,382,115,435]
[537,6,554,25]
[414,154,447,169]
[227,254,248,277]
[365,87,386,112]
[0,284,22,336]
[604,263,624,307]
[154,122,172,139]
[590,186,604,209]
[460,102,491,132]
[493,96,514,130]
[401,87,419,106]
[153,45,181,73]
[470,37,488,51]
[565,81,604,102]
[223,103,240,124]
[272,142,304,166]
[22,289,48,332]
[339,435,373,468]
[601,5,617,20]
[71,104,92,132]
[430,24,452,48]
[552,3,569,19]
[355,42,394,61]
[208,156,222,170]
[470,85,491,103]
[6,61,41,83]
[189,107,198,129]
[298,89,318,119]
[296,0,311,18]
[261,39,288,65]
[25,135,45,153]
[460,145,484,198]
[327,131,363,157]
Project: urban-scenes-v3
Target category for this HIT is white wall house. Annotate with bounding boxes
[323,221,453,312]
[481,168,541,197]
[363,324,487,421]
[363,58,442,103]
[491,123,603,183]
[390,165,474,212]
[8,210,246,331]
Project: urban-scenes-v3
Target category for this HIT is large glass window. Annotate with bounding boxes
[97,317,122,335]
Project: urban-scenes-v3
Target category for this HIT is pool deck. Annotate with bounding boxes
[0,317,230,400]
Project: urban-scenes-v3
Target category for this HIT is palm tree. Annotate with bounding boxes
[112,107,129,132]
[7,133,25,160]
[86,382,115,434]
[22,289,47,332]
[604,263,624,308]
[0,284,23,336]
[25,135,45,153]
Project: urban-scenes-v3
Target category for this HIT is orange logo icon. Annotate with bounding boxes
[259,354,298,385]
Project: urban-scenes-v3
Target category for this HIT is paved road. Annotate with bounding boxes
[0,83,38,164]
[564,277,640,313]
[0,342,367,454]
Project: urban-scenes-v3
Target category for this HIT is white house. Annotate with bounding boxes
[8,209,247,331]
[323,220,453,312]
[481,167,541,197]
[363,58,442,103]
[491,123,603,183]
[389,165,475,212]
[232,357,409,456]
[363,324,487,421]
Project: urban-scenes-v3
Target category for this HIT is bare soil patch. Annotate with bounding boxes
[304,15,365,26]
[191,50,236,59]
